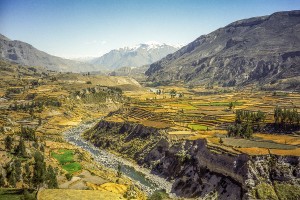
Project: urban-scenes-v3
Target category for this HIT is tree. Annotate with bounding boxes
[8,171,16,187]
[0,174,5,186]
[21,126,36,141]
[229,102,234,110]
[15,137,26,157]
[32,151,46,190]
[117,164,122,178]
[46,165,58,188]
[21,190,36,200]
[23,163,31,186]
[7,162,16,187]
[5,135,13,151]
[14,159,22,181]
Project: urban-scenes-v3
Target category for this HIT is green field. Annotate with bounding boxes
[51,149,81,174]
[62,162,82,174]
[51,149,74,165]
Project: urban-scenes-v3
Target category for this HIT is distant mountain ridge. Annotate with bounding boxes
[90,42,180,70]
[146,10,300,90]
[0,34,97,72]
[109,65,149,82]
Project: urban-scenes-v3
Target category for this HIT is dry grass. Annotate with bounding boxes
[270,148,300,156]
[254,133,300,146]
[141,120,171,128]
[236,147,270,155]
[86,182,127,196]
[38,189,125,200]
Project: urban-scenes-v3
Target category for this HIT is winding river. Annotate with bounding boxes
[63,119,174,195]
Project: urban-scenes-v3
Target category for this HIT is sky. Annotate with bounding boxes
[0,0,299,58]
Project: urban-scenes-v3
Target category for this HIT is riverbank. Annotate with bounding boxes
[63,119,175,196]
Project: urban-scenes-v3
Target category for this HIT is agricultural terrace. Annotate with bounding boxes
[0,61,146,199]
[106,86,300,156]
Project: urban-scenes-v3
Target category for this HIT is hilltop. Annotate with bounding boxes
[0,34,97,72]
[146,10,300,91]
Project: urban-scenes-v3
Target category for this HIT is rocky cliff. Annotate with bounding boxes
[84,120,300,199]
[146,10,300,91]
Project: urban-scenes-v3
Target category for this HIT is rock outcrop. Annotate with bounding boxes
[84,120,300,199]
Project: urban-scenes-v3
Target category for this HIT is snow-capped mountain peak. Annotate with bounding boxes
[91,42,180,70]
[120,41,175,52]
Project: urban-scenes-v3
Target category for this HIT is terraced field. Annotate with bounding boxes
[110,86,300,156]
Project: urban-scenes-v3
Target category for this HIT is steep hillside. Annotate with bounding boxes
[84,120,300,199]
[0,34,97,72]
[90,42,179,70]
[109,65,149,82]
[146,10,300,90]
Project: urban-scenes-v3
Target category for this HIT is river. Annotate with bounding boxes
[63,119,174,195]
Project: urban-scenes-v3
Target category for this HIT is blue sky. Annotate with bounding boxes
[0,0,299,58]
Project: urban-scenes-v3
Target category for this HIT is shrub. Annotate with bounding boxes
[148,189,169,200]
[65,173,73,181]
[256,183,278,200]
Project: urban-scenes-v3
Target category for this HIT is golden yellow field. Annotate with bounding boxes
[113,85,300,156]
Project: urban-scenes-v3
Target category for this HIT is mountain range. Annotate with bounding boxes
[0,34,97,72]
[89,42,180,70]
[0,34,179,73]
[1,10,299,90]
[146,10,300,90]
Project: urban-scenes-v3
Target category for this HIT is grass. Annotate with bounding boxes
[188,124,210,131]
[38,189,124,200]
[0,189,23,200]
[196,101,244,106]
[62,162,82,174]
[51,149,74,165]
[51,149,81,174]
[223,138,296,150]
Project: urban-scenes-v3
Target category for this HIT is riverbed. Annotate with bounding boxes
[63,119,174,195]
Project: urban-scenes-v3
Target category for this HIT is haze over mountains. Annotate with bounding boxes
[0,34,97,72]
[89,42,180,70]
[146,10,300,90]
[0,35,179,73]
[1,10,299,90]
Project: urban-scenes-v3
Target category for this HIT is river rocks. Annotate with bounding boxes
[63,119,174,196]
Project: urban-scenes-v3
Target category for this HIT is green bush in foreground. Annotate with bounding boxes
[148,189,169,200]
[274,182,300,200]
[256,183,278,200]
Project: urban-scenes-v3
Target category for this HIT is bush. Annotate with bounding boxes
[21,190,36,200]
[256,183,278,200]
[65,173,73,181]
[274,182,300,200]
[148,189,169,200]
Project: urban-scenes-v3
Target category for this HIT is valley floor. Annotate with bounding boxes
[0,60,299,199]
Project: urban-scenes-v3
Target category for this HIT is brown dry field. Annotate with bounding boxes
[120,86,300,156]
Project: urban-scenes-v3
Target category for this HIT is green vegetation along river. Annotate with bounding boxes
[63,120,173,195]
